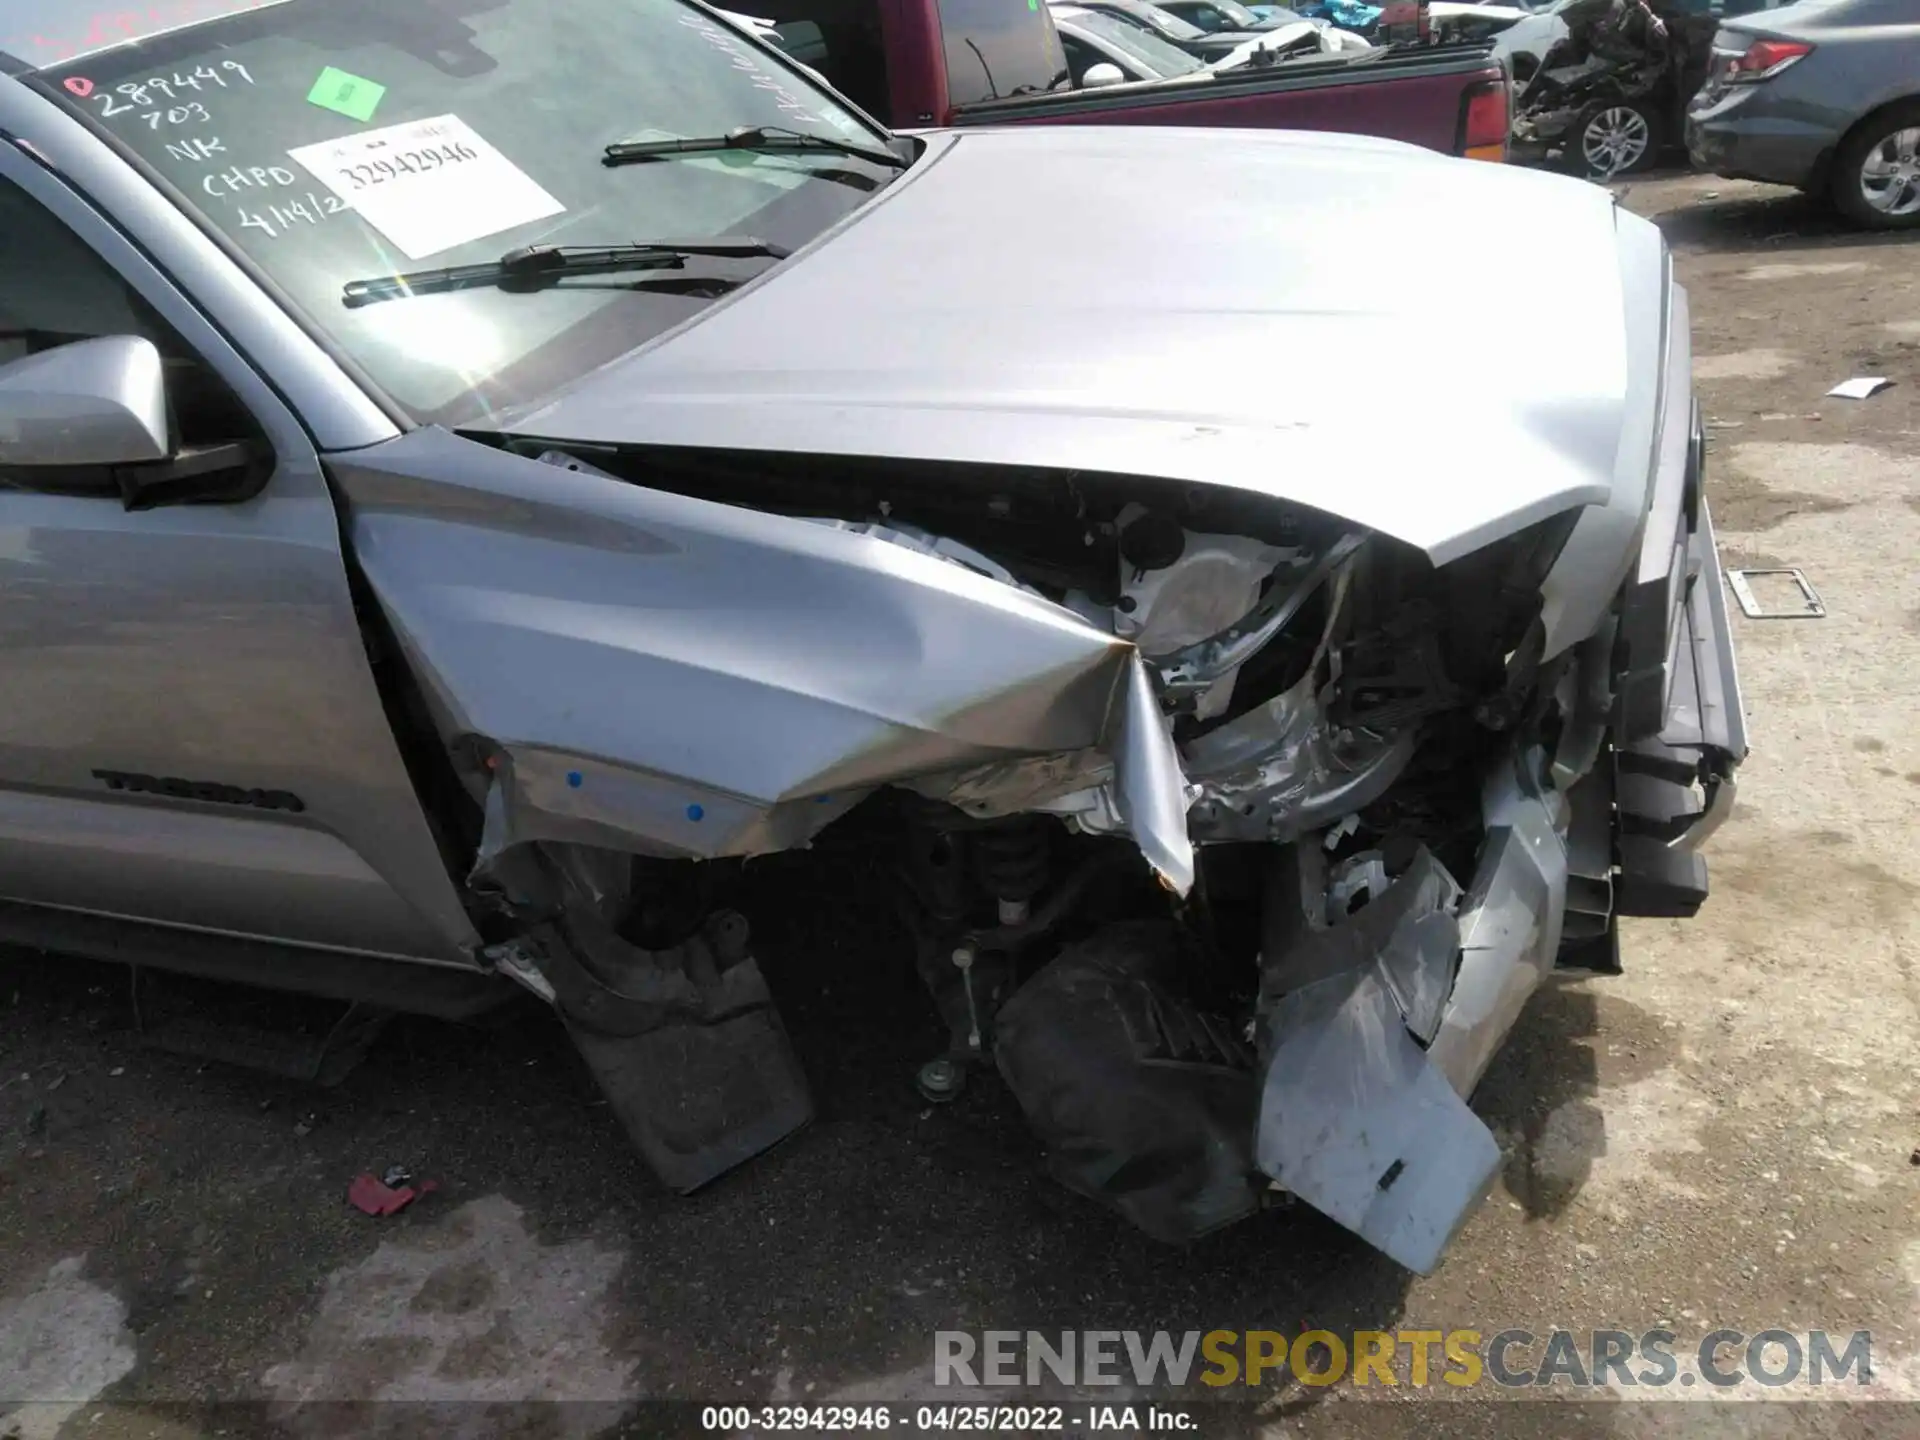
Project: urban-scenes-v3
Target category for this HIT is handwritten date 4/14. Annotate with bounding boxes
[238,190,348,241]
[337,142,481,190]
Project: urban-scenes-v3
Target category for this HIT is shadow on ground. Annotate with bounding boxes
[1646,186,1920,255]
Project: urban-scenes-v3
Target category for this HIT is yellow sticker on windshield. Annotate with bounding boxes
[307,66,385,123]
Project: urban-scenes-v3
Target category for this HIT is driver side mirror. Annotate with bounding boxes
[0,334,267,510]
[1081,62,1128,88]
[0,334,169,467]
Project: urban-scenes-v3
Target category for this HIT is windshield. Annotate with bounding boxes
[17,0,901,427]
[1195,0,1273,27]
[1072,10,1207,70]
[1099,0,1209,42]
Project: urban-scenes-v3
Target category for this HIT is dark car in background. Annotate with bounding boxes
[1687,0,1920,228]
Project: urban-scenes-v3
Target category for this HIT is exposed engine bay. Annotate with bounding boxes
[533,443,1569,855]
[331,403,1744,1275]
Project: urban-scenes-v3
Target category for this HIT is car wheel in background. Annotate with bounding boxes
[1830,102,1920,231]
[1569,99,1660,180]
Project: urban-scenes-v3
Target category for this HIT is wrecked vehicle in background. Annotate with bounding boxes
[1511,0,1717,177]
[0,0,1742,1276]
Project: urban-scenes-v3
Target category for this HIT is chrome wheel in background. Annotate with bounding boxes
[1859,126,1920,219]
[1581,105,1652,179]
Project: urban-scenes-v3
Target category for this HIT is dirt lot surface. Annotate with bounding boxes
[3,170,1918,1440]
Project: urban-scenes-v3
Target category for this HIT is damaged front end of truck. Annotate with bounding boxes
[325,253,1745,1279]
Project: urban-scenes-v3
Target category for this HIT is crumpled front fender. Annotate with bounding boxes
[326,427,1195,893]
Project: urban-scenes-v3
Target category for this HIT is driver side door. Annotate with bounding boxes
[0,141,477,967]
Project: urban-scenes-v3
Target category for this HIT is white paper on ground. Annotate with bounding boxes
[289,115,564,260]
[1826,376,1893,399]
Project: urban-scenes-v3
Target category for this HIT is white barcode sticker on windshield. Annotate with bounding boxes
[288,114,564,260]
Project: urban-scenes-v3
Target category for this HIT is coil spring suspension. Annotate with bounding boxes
[973,817,1052,921]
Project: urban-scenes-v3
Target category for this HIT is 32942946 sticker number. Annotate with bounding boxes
[336,141,479,190]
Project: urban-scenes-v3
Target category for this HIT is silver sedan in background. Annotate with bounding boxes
[1687,0,1920,229]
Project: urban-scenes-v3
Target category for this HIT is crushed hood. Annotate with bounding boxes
[506,126,1648,566]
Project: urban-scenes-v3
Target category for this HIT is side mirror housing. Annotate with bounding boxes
[0,334,269,509]
[0,334,169,466]
[1081,61,1128,87]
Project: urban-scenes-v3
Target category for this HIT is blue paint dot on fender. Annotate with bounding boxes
[566,771,583,789]
[686,803,705,822]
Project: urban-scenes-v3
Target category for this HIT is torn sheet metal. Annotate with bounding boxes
[1254,963,1499,1276]
[329,428,1196,892]
[1109,655,1196,895]
[900,656,1197,896]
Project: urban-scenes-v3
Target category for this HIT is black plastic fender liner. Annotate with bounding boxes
[535,898,769,1036]
[564,1015,813,1194]
[526,900,814,1193]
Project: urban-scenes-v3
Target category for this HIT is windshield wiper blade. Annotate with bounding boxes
[603,123,908,170]
[340,239,791,308]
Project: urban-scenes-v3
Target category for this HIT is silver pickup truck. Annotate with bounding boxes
[0,0,1743,1273]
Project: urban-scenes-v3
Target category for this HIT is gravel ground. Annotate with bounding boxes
[2,170,1917,1440]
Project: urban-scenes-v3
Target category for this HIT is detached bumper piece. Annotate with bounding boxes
[996,809,1569,1275]
[1253,847,1501,1276]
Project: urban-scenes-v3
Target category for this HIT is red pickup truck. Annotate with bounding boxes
[743,0,1510,158]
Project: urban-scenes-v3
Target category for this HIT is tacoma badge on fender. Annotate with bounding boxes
[92,769,308,814]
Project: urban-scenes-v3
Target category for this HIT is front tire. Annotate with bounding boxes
[1830,102,1920,231]
[1569,99,1661,180]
